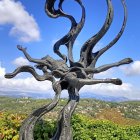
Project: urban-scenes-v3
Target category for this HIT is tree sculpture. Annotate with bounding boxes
[5,0,133,139]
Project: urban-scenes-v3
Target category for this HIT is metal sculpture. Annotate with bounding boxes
[5,0,133,139]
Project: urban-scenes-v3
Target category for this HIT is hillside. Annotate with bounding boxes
[0,96,140,122]
[0,96,140,139]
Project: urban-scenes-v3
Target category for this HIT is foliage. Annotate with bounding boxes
[34,119,56,140]
[72,114,140,140]
[95,108,140,126]
[0,112,140,140]
[0,112,26,140]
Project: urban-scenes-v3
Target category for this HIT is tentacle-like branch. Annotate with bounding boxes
[79,0,114,67]
[90,0,127,68]
[54,0,86,66]
[45,0,77,26]
[45,0,86,65]
[64,73,122,91]
[5,65,54,82]
[78,78,122,87]
[19,81,62,140]
[45,0,62,18]
[45,0,76,61]
[17,45,51,66]
[84,58,133,75]
[65,0,86,66]
[93,58,133,74]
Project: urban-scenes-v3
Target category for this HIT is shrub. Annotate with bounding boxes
[0,112,140,140]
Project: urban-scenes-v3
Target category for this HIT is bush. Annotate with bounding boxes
[0,112,140,140]
[72,114,140,140]
[0,112,26,140]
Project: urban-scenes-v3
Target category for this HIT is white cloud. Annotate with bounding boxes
[81,82,140,100]
[82,83,132,94]
[94,69,113,78]
[121,61,140,76]
[12,57,29,66]
[0,66,6,77]
[0,65,53,95]
[0,0,40,42]
[0,77,52,93]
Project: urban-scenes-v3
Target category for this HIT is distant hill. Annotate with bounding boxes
[80,92,129,102]
[0,90,133,102]
[0,96,140,121]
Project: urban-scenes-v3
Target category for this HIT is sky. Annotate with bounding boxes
[0,0,140,100]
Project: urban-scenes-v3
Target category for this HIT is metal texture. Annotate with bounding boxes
[5,0,133,139]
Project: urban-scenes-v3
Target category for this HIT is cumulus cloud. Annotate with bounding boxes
[0,66,6,77]
[80,83,140,100]
[0,65,53,95]
[81,83,132,95]
[0,77,52,93]
[95,69,113,78]
[12,57,29,66]
[0,0,40,42]
[121,61,140,76]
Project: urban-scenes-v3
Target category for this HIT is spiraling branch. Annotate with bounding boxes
[89,0,128,68]
[79,0,114,67]
[45,0,86,66]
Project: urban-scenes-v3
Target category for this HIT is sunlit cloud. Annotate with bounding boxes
[94,69,113,78]
[0,0,40,42]
[0,65,53,95]
[81,83,140,100]
[12,57,29,66]
[120,61,140,76]
[0,66,6,77]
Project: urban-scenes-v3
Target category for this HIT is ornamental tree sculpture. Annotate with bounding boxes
[5,0,133,139]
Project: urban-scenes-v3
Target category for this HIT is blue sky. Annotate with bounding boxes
[0,0,140,100]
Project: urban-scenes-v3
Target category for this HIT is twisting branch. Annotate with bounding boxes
[45,0,77,27]
[17,45,52,67]
[19,81,62,140]
[63,0,85,66]
[45,0,86,65]
[45,0,62,18]
[64,72,122,89]
[93,58,133,74]
[4,65,55,82]
[89,0,127,68]
[79,0,114,67]
[83,58,133,75]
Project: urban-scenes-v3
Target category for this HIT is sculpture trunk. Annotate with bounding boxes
[52,88,79,140]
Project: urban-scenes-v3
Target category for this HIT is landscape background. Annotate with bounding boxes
[0,97,140,139]
[0,0,140,139]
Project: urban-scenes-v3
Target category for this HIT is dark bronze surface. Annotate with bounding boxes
[5,0,133,139]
